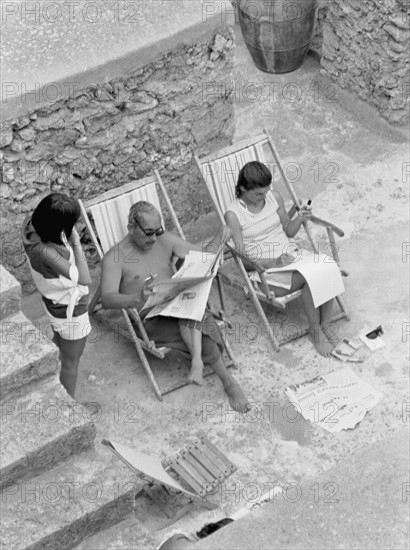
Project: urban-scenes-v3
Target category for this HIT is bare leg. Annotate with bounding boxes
[54,332,87,398]
[268,273,334,357]
[208,355,250,413]
[320,299,339,346]
[179,324,205,385]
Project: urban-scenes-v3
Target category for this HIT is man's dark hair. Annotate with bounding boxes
[235,161,272,198]
[31,193,80,245]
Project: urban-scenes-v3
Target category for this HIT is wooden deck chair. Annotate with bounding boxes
[194,129,349,351]
[79,171,236,401]
[102,435,237,529]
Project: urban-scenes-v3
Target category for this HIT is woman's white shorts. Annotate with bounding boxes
[46,310,92,341]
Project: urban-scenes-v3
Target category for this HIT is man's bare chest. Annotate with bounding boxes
[120,246,174,287]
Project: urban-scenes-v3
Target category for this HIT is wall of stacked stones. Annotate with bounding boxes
[0,28,235,290]
[315,0,409,125]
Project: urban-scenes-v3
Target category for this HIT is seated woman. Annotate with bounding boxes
[225,161,340,357]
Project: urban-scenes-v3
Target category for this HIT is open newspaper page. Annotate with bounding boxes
[140,276,211,311]
[143,247,222,322]
[285,367,382,433]
[251,249,345,308]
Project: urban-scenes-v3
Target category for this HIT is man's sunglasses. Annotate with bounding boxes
[133,217,165,237]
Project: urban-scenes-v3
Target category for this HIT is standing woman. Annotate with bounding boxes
[22,193,92,397]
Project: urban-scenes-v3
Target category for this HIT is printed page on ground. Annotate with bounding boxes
[285,367,383,433]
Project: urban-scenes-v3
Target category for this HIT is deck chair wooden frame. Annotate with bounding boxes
[194,129,349,351]
[102,434,237,529]
[79,171,236,401]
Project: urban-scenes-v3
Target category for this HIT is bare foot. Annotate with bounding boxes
[309,326,334,357]
[321,323,340,348]
[224,380,250,413]
[188,357,204,385]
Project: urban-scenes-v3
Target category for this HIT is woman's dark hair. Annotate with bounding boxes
[235,161,272,198]
[31,193,80,244]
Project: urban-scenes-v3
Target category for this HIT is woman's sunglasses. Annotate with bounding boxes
[133,218,165,237]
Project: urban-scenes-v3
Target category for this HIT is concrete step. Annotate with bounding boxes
[1,444,146,550]
[197,427,410,550]
[0,311,59,402]
[74,514,160,550]
[1,379,96,489]
[0,265,21,321]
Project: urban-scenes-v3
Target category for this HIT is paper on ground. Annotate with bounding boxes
[285,367,382,433]
[145,250,221,322]
[262,250,345,308]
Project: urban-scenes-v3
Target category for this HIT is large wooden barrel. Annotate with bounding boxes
[238,0,317,73]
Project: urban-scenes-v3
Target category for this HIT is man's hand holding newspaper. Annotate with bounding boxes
[141,244,224,322]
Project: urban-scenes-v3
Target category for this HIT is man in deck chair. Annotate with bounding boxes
[100,201,250,413]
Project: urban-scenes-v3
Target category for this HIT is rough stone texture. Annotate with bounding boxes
[310,0,326,58]
[1,379,96,489]
[319,0,410,125]
[1,447,147,550]
[0,27,235,290]
[0,264,21,320]
[0,310,59,401]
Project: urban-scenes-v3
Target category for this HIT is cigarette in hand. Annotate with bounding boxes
[296,199,312,212]
[144,273,157,283]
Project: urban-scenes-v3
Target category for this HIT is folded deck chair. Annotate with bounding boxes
[79,171,235,400]
[102,435,237,529]
[194,129,349,351]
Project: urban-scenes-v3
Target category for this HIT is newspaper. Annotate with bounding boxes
[142,247,222,322]
[285,367,382,433]
[251,249,345,308]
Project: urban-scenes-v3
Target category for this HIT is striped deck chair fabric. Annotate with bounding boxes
[87,178,164,255]
[79,172,235,399]
[199,140,271,222]
[79,173,181,401]
[195,130,349,350]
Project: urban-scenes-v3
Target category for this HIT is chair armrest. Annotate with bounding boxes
[226,244,265,273]
[287,205,344,238]
[309,215,344,238]
[226,245,276,299]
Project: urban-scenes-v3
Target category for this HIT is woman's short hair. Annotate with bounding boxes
[31,193,80,244]
[235,161,272,197]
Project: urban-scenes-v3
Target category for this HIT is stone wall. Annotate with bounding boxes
[310,0,327,58]
[0,28,235,290]
[319,0,409,125]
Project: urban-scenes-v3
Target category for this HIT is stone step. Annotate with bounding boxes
[0,311,59,402]
[1,379,96,489]
[74,514,160,550]
[196,427,410,550]
[0,265,21,321]
[1,444,146,550]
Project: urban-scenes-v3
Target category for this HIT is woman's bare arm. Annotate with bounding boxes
[42,228,92,285]
[273,191,311,238]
